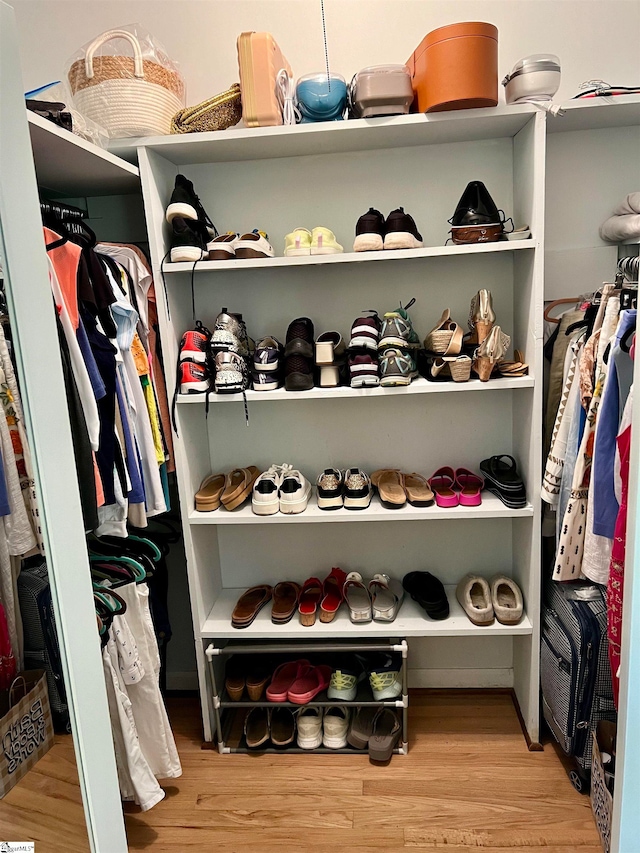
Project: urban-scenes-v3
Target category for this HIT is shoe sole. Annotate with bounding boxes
[252,499,279,516]
[297,734,323,749]
[171,246,205,262]
[383,232,424,250]
[350,376,380,388]
[344,493,373,509]
[380,375,412,387]
[323,734,349,749]
[180,351,206,363]
[353,234,383,252]
[235,247,274,259]
[280,493,311,514]
[317,495,343,510]
[166,202,198,223]
[285,374,314,391]
[209,246,236,260]
[180,381,209,394]
[253,380,280,391]
[378,336,408,349]
[284,248,311,257]
[310,246,343,255]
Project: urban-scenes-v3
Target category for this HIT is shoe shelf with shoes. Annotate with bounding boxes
[202,586,532,640]
[138,98,547,749]
[205,640,409,757]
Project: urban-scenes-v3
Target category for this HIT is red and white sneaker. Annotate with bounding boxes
[179,361,210,394]
[179,323,210,363]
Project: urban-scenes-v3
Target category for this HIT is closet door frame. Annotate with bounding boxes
[0,3,127,851]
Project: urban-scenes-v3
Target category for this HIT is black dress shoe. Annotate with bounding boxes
[451,180,501,227]
[402,571,450,620]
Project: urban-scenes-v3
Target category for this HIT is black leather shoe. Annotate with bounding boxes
[451,180,501,227]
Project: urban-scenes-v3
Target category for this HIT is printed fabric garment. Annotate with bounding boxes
[102,637,165,811]
[557,379,586,537]
[0,323,43,552]
[0,446,9,516]
[544,308,585,459]
[582,294,621,583]
[542,333,583,506]
[592,309,636,538]
[606,387,633,707]
[117,582,181,780]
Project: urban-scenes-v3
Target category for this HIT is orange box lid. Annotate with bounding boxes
[411,22,498,62]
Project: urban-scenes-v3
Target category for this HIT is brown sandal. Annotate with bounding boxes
[221,466,260,511]
[403,473,434,507]
[231,585,273,629]
[195,473,226,511]
[376,470,406,509]
[271,581,301,625]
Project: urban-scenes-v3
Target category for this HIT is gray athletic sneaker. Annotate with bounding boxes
[379,347,418,387]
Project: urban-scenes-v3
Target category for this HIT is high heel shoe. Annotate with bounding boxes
[468,289,495,346]
[473,325,510,381]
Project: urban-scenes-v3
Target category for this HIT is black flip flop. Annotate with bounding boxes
[480,455,525,493]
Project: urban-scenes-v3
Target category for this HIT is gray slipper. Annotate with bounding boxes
[368,708,401,763]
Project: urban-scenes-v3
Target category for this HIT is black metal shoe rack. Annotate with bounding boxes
[205,639,409,755]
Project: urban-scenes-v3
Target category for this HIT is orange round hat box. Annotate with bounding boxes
[406,22,498,113]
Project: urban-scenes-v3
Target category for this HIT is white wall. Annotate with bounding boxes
[12,0,640,108]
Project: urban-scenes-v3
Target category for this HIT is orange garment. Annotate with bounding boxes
[93,453,105,508]
[44,227,81,329]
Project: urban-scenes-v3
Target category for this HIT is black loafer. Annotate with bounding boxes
[402,571,450,620]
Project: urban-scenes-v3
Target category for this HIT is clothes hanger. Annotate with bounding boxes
[544,297,582,324]
[89,554,146,583]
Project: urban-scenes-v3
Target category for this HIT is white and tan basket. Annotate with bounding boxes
[68,29,185,138]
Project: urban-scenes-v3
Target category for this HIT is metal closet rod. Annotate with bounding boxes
[208,640,407,656]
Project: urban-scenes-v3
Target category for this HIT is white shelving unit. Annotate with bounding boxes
[136,105,546,746]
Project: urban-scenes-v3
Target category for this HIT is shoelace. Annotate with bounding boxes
[261,463,293,485]
[370,671,399,691]
[331,671,357,690]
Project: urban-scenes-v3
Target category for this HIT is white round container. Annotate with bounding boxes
[502,54,561,104]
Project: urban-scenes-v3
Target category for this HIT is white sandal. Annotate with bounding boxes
[344,572,372,623]
[368,574,404,623]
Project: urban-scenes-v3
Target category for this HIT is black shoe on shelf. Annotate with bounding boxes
[353,207,386,252]
[284,317,315,391]
[384,207,424,250]
[170,217,207,263]
[165,174,217,238]
[449,181,505,245]
[402,571,450,620]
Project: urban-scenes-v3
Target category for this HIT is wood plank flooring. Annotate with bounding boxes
[0,691,602,852]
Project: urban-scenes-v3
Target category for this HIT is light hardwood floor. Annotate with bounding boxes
[0,692,603,852]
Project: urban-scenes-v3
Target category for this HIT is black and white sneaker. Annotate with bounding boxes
[170,217,207,263]
[254,336,283,372]
[316,468,344,510]
[343,468,373,510]
[384,207,424,250]
[210,309,254,358]
[252,370,282,392]
[166,174,216,238]
[214,351,250,394]
[353,207,386,252]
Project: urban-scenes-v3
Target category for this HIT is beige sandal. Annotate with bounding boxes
[403,473,434,506]
[467,289,496,346]
[221,466,260,511]
[424,309,464,356]
[497,349,529,378]
[430,355,472,382]
[376,470,406,509]
[473,325,510,382]
[195,473,226,511]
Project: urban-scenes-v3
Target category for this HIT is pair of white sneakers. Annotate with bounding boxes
[252,463,312,515]
[297,706,350,749]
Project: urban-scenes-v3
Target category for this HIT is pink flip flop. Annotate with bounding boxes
[288,664,332,705]
[455,468,484,506]
[266,659,310,702]
[428,466,459,507]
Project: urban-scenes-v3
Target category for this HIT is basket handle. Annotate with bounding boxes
[84,29,144,80]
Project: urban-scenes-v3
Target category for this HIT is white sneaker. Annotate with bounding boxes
[235,230,275,260]
[252,463,292,516]
[279,469,312,514]
[323,706,350,748]
[297,707,323,749]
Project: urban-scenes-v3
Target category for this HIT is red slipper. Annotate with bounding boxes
[288,664,332,705]
[320,567,347,623]
[298,577,323,626]
[266,659,310,702]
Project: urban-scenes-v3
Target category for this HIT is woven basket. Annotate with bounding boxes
[171,84,242,134]
[68,29,185,137]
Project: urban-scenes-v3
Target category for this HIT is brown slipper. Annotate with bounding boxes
[403,473,434,506]
[221,466,260,511]
[271,581,301,624]
[195,472,226,511]
[377,470,406,509]
[231,584,273,629]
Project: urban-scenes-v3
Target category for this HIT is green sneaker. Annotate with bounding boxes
[378,298,419,350]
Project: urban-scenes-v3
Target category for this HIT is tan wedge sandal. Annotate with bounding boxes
[468,289,495,346]
[221,466,260,510]
[473,326,510,382]
[403,473,434,506]
[424,308,464,356]
[195,472,226,511]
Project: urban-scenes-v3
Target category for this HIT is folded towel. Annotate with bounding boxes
[600,213,640,242]
[613,192,640,216]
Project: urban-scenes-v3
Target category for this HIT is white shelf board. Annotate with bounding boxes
[548,95,640,134]
[179,375,533,406]
[201,585,533,639]
[109,104,537,164]
[165,238,536,274]
[27,111,140,196]
[189,492,533,526]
